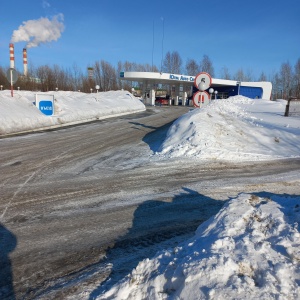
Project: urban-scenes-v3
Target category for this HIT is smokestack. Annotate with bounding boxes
[23,48,28,76]
[9,43,15,69]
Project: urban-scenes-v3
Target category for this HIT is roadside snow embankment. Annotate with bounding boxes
[157,96,300,161]
[0,90,145,135]
[97,193,300,300]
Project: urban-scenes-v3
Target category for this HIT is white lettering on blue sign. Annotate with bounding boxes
[169,74,195,82]
[39,100,54,116]
[170,74,179,80]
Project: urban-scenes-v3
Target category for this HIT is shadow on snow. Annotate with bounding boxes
[0,223,17,300]
[88,188,224,299]
[129,120,174,153]
[89,190,300,299]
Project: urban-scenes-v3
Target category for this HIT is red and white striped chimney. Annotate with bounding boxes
[23,48,28,76]
[9,43,15,69]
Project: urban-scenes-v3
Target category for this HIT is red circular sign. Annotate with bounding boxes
[192,91,210,107]
[194,72,212,91]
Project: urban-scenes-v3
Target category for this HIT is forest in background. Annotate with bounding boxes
[0,51,299,99]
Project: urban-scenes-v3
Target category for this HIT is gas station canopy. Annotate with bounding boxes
[120,71,272,105]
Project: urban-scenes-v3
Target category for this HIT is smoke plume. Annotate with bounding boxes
[11,14,64,48]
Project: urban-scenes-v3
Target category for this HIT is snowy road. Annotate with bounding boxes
[0,106,299,299]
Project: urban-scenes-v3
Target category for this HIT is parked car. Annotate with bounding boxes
[155,96,169,105]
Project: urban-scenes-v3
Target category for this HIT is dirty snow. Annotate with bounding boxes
[97,193,300,300]
[1,91,300,299]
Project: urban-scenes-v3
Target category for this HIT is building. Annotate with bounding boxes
[120,71,272,106]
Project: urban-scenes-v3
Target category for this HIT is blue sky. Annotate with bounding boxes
[1,0,299,79]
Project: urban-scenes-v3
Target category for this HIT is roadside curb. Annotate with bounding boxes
[0,109,146,139]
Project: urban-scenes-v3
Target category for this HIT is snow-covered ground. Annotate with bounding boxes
[0,90,145,135]
[1,91,300,299]
[158,96,300,161]
[97,193,300,300]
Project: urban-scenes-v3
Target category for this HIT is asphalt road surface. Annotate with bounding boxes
[0,106,299,299]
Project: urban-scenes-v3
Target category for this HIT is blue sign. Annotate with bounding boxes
[169,74,194,82]
[39,100,54,116]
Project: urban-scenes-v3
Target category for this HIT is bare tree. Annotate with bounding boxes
[101,60,116,91]
[245,69,254,81]
[3,53,300,97]
[80,75,93,93]
[71,63,83,91]
[199,55,214,77]
[0,67,9,90]
[233,68,246,81]
[16,63,41,91]
[93,60,117,92]
[272,72,282,99]
[36,65,56,91]
[220,66,231,80]
[94,61,103,90]
[136,63,159,72]
[123,61,134,72]
[162,52,172,73]
[293,58,300,97]
[171,51,182,74]
[53,65,73,91]
[116,61,124,90]
[258,71,267,81]
[147,64,159,72]
[185,58,199,76]
[280,61,293,98]
[162,51,182,74]
[117,61,133,91]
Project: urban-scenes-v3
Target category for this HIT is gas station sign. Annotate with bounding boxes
[35,94,55,116]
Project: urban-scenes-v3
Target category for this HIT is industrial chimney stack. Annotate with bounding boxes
[23,48,28,76]
[9,43,15,69]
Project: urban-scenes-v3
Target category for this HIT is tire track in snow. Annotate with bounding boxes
[0,144,83,221]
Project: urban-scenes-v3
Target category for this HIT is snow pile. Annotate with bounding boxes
[158,96,300,161]
[1,91,299,298]
[97,193,300,300]
[0,90,145,135]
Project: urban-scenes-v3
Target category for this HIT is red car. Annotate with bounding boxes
[155,97,169,105]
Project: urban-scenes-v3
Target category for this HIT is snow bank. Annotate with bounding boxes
[0,90,145,135]
[98,193,300,300]
[1,91,299,299]
[157,96,300,161]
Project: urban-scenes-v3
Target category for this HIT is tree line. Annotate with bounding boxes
[0,51,299,99]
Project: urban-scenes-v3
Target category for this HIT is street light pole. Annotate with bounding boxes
[237,81,241,95]
[214,90,218,99]
[209,88,214,100]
